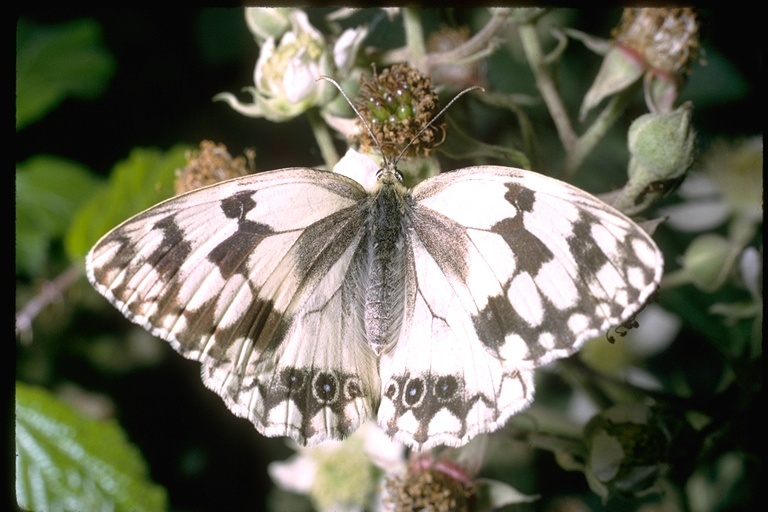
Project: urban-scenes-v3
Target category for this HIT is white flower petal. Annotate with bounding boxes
[333,149,380,191]
[740,246,762,300]
[334,27,368,71]
[626,305,680,358]
[662,199,730,232]
[268,454,318,493]
[361,422,406,473]
[678,171,720,199]
[289,9,323,41]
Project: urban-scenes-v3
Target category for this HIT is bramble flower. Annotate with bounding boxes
[216,8,367,122]
[663,137,762,294]
[333,148,380,192]
[269,424,535,512]
[580,8,699,118]
[268,422,406,512]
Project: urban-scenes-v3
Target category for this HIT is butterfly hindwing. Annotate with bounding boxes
[87,168,379,445]
[378,214,534,449]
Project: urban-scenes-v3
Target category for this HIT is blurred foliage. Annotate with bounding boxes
[15,8,760,512]
[65,145,189,259]
[16,156,101,276]
[16,382,167,512]
[16,18,115,130]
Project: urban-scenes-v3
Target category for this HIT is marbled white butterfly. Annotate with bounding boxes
[86,85,663,450]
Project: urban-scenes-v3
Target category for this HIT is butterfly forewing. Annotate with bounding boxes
[411,166,662,366]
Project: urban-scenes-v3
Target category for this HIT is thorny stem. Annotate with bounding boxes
[16,263,83,342]
[306,107,339,169]
[519,22,577,151]
[385,9,512,74]
[563,84,639,177]
[402,7,427,69]
[425,9,510,68]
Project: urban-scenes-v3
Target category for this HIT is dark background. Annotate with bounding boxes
[15,8,761,512]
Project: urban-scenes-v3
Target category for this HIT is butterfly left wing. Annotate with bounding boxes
[87,168,379,445]
[378,166,663,449]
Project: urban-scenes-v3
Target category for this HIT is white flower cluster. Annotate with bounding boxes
[216,8,367,122]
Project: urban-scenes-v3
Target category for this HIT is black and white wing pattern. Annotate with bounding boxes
[87,169,379,445]
[379,166,661,448]
[87,163,663,450]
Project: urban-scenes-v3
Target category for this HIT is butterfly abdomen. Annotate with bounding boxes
[361,180,408,355]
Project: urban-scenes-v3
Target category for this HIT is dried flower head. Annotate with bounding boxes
[175,141,252,195]
[384,453,474,512]
[580,8,700,117]
[614,8,699,79]
[355,64,445,158]
[616,8,699,113]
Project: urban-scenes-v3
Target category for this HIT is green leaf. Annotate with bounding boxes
[15,382,167,512]
[16,156,102,276]
[65,145,190,259]
[16,18,116,130]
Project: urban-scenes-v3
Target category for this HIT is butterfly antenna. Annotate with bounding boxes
[317,75,390,167]
[392,85,484,166]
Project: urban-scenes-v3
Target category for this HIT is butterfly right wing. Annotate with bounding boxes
[86,168,379,445]
[378,165,662,450]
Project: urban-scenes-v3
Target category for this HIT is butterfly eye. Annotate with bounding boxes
[384,380,400,400]
[403,377,426,407]
[312,371,340,404]
[343,377,364,400]
[434,375,460,402]
[280,368,307,391]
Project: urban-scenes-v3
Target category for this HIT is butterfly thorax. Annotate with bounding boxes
[361,168,409,355]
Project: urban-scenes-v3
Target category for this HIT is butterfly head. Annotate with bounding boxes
[376,159,404,185]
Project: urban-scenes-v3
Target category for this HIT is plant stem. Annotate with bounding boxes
[402,7,427,69]
[426,9,510,68]
[563,84,637,177]
[307,108,339,169]
[16,263,83,342]
[519,22,577,150]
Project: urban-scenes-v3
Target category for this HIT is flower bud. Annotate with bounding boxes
[681,234,733,292]
[628,103,694,181]
[618,102,695,210]
[244,7,293,43]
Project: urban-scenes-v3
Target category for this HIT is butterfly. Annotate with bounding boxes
[86,142,663,450]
